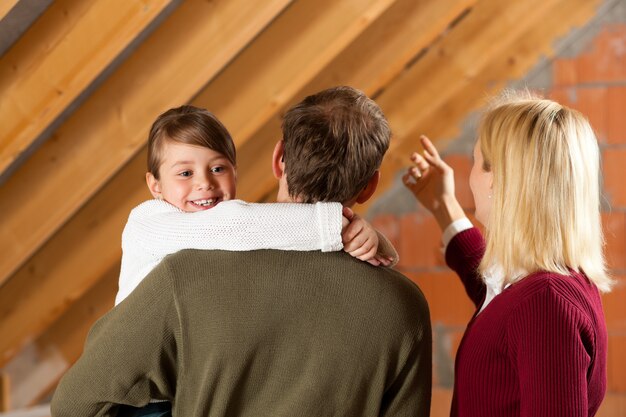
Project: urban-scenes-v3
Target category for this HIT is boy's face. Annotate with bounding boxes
[146,141,236,212]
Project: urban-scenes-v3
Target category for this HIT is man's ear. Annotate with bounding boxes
[356,170,380,204]
[146,172,162,199]
[272,140,286,179]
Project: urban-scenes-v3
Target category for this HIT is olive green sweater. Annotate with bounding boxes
[52,250,431,416]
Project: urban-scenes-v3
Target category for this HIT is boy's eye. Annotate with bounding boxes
[211,166,224,173]
[179,170,192,177]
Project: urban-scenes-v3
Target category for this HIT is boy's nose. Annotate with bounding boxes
[195,176,214,190]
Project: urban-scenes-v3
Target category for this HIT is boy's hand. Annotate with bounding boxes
[341,208,392,266]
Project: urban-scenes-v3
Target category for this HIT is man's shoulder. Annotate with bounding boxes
[169,249,427,311]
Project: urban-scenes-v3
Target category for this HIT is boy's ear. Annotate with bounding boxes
[145,172,162,199]
[356,170,380,204]
[272,140,286,179]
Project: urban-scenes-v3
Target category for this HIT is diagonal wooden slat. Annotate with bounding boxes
[370,0,603,209]
[0,0,294,288]
[0,0,19,22]
[376,0,566,145]
[233,0,478,202]
[193,0,399,147]
[0,0,174,176]
[246,0,601,212]
[0,151,147,368]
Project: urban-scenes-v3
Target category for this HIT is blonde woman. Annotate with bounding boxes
[404,91,611,417]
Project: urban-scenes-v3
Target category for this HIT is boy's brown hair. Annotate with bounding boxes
[281,86,391,203]
[147,105,236,179]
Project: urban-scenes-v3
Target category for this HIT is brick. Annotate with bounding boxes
[404,271,475,326]
[608,335,626,392]
[577,25,626,83]
[549,87,575,108]
[602,275,626,331]
[370,214,401,253]
[603,149,626,209]
[602,211,626,271]
[596,392,626,417]
[553,58,577,87]
[397,212,445,268]
[576,87,608,141]
[449,329,465,361]
[431,388,453,417]
[444,154,475,211]
[548,87,607,140]
[607,86,626,144]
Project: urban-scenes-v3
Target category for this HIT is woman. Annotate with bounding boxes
[403,91,611,417]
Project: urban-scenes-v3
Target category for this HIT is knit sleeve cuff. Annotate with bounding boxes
[315,202,344,252]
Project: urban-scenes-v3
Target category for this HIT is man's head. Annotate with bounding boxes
[273,86,391,206]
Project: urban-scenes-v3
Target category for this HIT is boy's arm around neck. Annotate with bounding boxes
[116,199,344,304]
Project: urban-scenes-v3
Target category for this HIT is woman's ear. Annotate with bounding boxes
[272,140,286,179]
[146,172,162,199]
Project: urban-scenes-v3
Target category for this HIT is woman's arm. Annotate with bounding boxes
[403,135,486,305]
[444,227,487,308]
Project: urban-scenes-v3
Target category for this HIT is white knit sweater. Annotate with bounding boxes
[116,199,344,304]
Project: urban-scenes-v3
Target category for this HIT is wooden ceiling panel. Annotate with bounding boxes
[234,0,479,202]
[0,150,147,369]
[0,0,174,176]
[370,0,602,210]
[192,0,398,147]
[0,0,20,22]
[0,0,294,289]
[250,0,601,211]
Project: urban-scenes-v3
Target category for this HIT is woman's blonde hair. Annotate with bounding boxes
[478,90,612,292]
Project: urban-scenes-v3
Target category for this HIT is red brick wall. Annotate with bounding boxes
[370,23,626,417]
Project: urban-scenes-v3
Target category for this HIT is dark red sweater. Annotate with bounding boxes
[446,228,607,417]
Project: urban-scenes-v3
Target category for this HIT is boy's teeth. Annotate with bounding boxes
[194,198,216,206]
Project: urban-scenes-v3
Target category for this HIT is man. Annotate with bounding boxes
[51,86,431,416]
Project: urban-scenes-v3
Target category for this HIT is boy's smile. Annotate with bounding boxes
[146,141,237,212]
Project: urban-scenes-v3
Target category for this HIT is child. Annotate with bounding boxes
[116,105,397,416]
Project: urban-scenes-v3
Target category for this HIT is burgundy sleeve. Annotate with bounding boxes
[507,285,593,417]
[444,227,487,308]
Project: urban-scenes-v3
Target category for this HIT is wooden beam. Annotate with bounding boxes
[0,0,174,176]
[2,267,117,408]
[375,0,563,145]
[0,0,19,22]
[370,0,602,209]
[192,0,399,147]
[0,151,147,368]
[234,0,478,202]
[241,0,601,211]
[0,0,396,366]
[0,0,293,287]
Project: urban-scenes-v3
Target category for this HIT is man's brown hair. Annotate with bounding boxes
[281,86,391,203]
[147,105,236,179]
